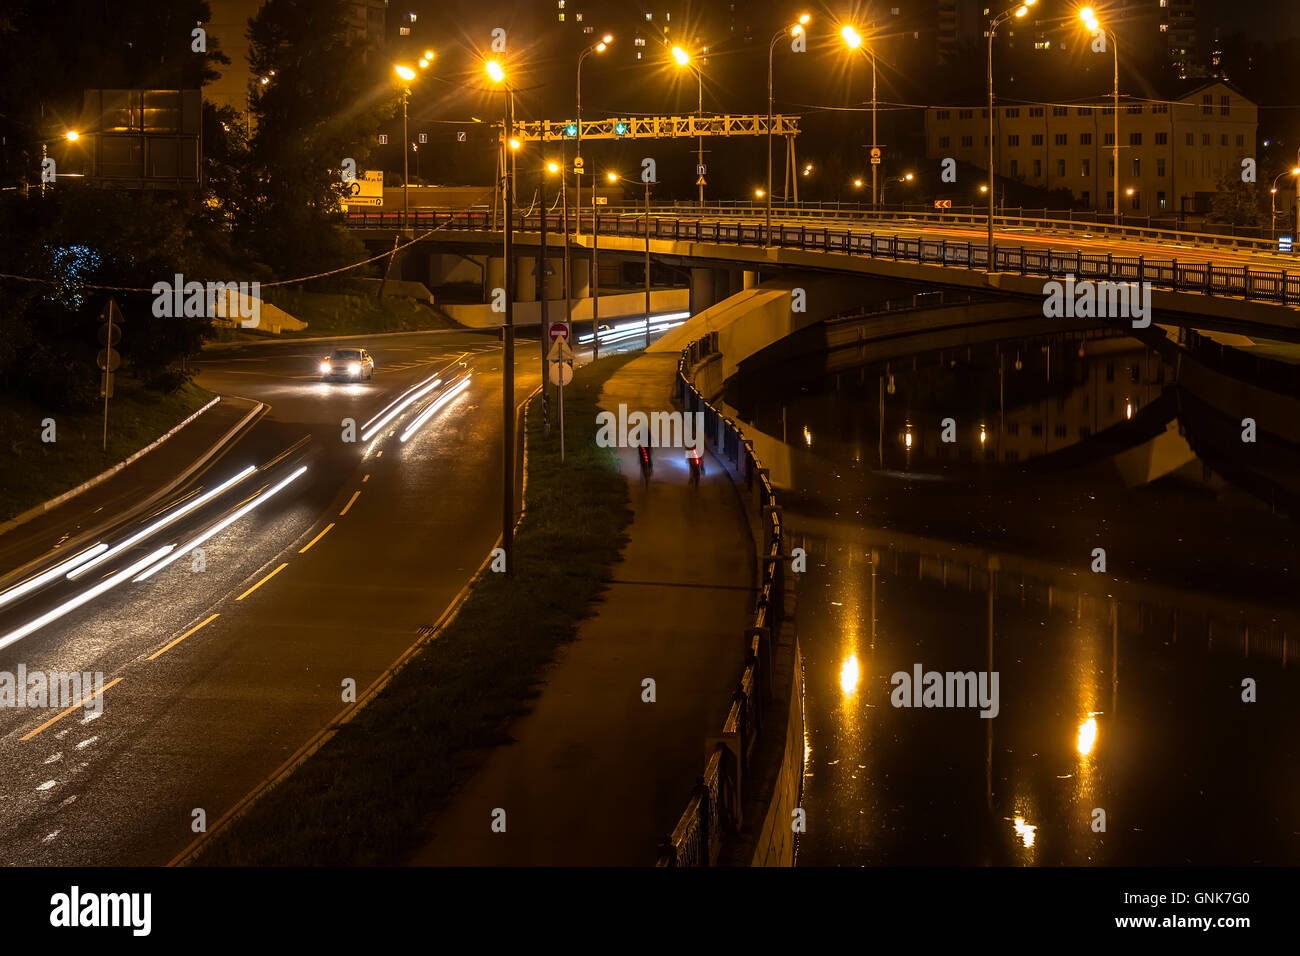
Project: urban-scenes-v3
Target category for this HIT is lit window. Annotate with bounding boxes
[399,26,409,35]
[576,13,583,22]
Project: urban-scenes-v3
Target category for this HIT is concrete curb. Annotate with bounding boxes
[201,326,469,349]
[0,396,222,539]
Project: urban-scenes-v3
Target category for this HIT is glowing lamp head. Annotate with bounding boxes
[547,161,559,174]
[595,42,607,52]
[799,13,811,25]
[853,178,863,187]
[1079,6,1095,22]
[417,58,429,69]
[606,171,618,183]
[791,24,803,37]
[980,184,989,193]
[904,172,914,181]
[603,34,613,44]
[1015,5,1029,17]
[671,45,690,66]
[509,137,521,150]
[65,130,79,142]
[485,60,505,83]
[424,50,434,60]
[755,188,765,198]
[1293,167,1300,175]
[395,64,416,82]
[841,25,862,50]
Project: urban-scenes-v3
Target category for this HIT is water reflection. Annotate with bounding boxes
[758,326,1300,866]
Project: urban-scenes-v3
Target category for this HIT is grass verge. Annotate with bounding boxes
[193,352,637,865]
[256,284,458,338]
[0,380,213,524]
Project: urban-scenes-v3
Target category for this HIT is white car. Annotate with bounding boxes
[320,347,374,381]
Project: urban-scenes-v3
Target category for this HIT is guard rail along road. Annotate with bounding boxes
[345,209,1300,307]
[654,332,787,868]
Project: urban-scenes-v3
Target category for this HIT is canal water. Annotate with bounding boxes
[728,327,1300,865]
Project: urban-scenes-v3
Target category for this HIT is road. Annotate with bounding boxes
[0,328,538,865]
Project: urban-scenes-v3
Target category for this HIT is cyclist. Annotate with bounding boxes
[686,444,704,489]
[638,444,653,489]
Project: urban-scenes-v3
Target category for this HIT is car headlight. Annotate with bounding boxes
[320,361,330,373]
[348,363,360,374]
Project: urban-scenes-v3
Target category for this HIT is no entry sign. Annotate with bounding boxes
[548,322,570,343]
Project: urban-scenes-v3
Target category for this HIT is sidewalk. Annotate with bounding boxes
[415,352,757,865]
[0,395,261,584]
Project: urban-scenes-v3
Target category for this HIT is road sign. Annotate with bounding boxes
[934,199,952,209]
[548,321,570,343]
[377,133,389,145]
[870,147,881,159]
[99,298,123,326]
[98,323,121,346]
[696,163,707,176]
[573,156,584,169]
[696,175,707,186]
[96,347,120,372]
[456,131,466,143]
[344,170,383,207]
[1279,236,1294,253]
[596,196,608,205]
[547,336,574,362]
[418,132,427,144]
[549,360,574,387]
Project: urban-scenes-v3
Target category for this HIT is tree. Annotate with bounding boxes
[238,0,394,279]
[1208,172,1264,228]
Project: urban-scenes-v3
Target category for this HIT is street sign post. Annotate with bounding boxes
[547,337,575,461]
[97,298,124,450]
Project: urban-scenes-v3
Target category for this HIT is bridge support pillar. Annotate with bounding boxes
[743,269,759,291]
[690,267,717,315]
[485,256,506,303]
[517,256,537,302]
[570,256,591,298]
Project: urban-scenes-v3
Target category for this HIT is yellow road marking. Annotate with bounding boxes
[298,522,335,554]
[148,613,220,661]
[21,677,124,741]
[376,450,383,458]
[362,474,369,483]
[236,562,288,601]
[339,491,361,516]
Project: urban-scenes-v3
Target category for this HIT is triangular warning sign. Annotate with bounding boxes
[696,176,707,186]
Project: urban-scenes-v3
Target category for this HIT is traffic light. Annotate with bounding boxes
[614,121,629,136]
[565,122,578,137]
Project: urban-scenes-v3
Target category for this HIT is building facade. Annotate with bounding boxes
[924,81,1257,214]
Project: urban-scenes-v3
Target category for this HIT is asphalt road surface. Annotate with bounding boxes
[0,329,539,865]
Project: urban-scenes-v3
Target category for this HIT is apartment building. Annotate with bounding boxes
[924,80,1257,214]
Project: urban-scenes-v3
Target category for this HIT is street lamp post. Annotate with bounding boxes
[487,59,516,575]
[987,2,1038,273]
[672,46,705,207]
[645,175,653,348]
[1269,167,1300,240]
[840,25,879,211]
[394,57,432,229]
[767,15,811,245]
[575,35,611,241]
[1079,9,1119,224]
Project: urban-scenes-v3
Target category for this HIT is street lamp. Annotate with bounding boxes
[882,171,914,205]
[768,13,811,244]
[610,171,657,349]
[575,34,612,239]
[394,57,431,227]
[486,57,517,576]
[1078,8,1119,225]
[840,24,880,212]
[987,1,1038,273]
[1270,166,1299,239]
[671,45,706,206]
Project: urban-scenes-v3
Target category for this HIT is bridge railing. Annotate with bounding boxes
[342,210,1300,307]
[655,332,786,867]
[587,201,1285,251]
